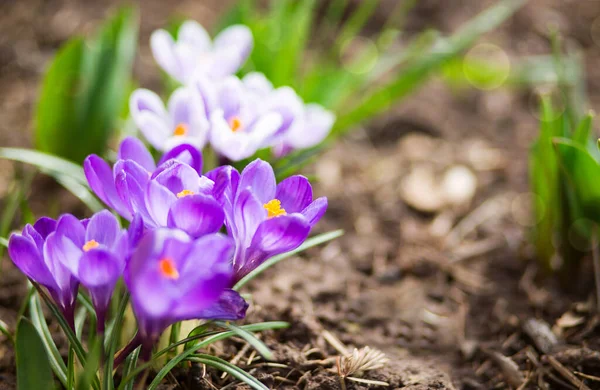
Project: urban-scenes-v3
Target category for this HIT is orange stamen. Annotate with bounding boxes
[263,199,287,218]
[159,258,179,280]
[173,123,188,137]
[82,240,100,252]
[229,117,243,132]
[177,189,195,198]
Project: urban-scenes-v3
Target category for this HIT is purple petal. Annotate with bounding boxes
[33,217,57,239]
[241,215,310,278]
[275,175,313,214]
[168,87,193,127]
[128,213,145,249]
[78,249,121,288]
[117,137,156,172]
[84,155,132,219]
[153,161,210,195]
[286,104,335,149]
[8,234,56,288]
[85,210,121,247]
[55,214,85,248]
[191,75,217,118]
[167,194,224,238]
[266,87,304,136]
[233,188,266,248]
[239,159,276,204]
[44,231,83,277]
[159,144,203,175]
[145,180,177,227]
[242,72,273,96]
[301,197,328,227]
[115,170,151,224]
[194,289,248,320]
[216,76,245,119]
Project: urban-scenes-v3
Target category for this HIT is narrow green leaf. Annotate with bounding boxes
[187,354,268,390]
[234,230,344,290]
[553,138,600,223]
[136,322,288,390]
[215,321,274,360]
[122,347,140,390]
[104,293,129,390]
[77,338,102,390]
[0,237,8,248]
[0,148,87,184]
[334,0,526,133]
[334,0,379,52]
[35,7,138,163]
[16,318,55,390]
[573,112,594,146]
[0,318,13,345]
[29,293,68,387]
[67,346,75,390]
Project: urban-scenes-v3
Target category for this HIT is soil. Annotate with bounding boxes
[2,0,600,389]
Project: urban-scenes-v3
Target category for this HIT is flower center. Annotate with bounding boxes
[82,240,100,252]
[229,116,243,132]
[173,123,188,137]
[177,189,195,198]
[159,258,179,280]
[263,199,287,218]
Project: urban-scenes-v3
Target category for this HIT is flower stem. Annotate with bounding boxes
[113,333,141,369]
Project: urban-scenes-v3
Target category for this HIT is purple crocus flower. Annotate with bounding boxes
[209,159,328,281]
[151,20,253,84]
[209,76,283,161]
[125,228,247,357]
[43,211,128,332]
[8,216,78,327]
[242,72,335,156]
[130,87,209,152]
[84,137,203,221]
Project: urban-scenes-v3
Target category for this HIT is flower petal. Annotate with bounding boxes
[85,210,121,247]
[301,197,328,227]
[239,159,276,204]
[213,24,253,69]
[241,214,310,278]
[43,231,81,286]
[242,72,273,97]
[55,214,86,248]
[178,20,212,52]
[33,217,57,240]
[159,144,203,174]
[233,188,267,249]
[150,30,183,83]
[275,175,313,214]
[84,155,132,219]
[286,103,335,149]
[145,180,177,227]
[194,289,248,320]
[8,234,56,288]
[130,88,169,121]
[117,136,156,172]
[167,194,225,238]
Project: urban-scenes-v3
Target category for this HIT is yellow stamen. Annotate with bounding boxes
[82,240,100,252]
[229,117,243,132]
[159,258,179,280]
[263,199,287,218]
[173,123,188,137]
[177,189,195,198]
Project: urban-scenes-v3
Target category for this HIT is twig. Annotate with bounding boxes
[546,355,592,390]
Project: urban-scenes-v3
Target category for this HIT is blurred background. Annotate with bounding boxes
[2,0,600,388]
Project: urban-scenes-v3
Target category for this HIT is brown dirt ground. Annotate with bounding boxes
[3,0,600,389]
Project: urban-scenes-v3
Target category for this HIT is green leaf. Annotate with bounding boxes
[553,138,600,223]
[573,112,594,146]
[215,321,274,360]
[29,292,68,387]
[187,354,268,390]
[35,7,138,163]
[122,347,140,390]
[16,318,55,390]
[234,229,344,290]
[333,0,526,133]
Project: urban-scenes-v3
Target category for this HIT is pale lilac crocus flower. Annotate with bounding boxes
[130,86,209,152]
[209,76,283,161]
[151,20,253,84]
[242,72,336,156]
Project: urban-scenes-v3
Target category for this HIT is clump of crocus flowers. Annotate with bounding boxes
[7,19,329,362]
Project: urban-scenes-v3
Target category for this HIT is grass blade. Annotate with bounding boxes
[187,354,268,390]
[234,229,344,290]
[0,147,87,184]
[334,0,526,133]
[122,347,140,390]
[29,293,68,387]
[16,318,55,390]
[215,321,274,360]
